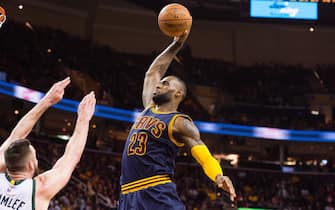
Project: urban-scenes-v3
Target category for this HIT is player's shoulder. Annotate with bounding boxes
[175,115,192,125]
[173,114,197,133]
[174,112,193,123]
[171,114,200,145]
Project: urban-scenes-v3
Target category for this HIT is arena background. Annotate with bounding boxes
[0,0,335,209]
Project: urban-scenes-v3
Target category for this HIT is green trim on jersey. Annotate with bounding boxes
[5,173,25,185]
[32,179,36,210]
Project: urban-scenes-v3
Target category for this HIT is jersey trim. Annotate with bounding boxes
[121,174,172,194]
[5,173,25,185]
[32,179,36,210]
[168,114,192,147]
[143,104,154,112]
[151,107,177,115]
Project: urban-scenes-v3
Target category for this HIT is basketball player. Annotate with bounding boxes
[118,31,236,210]
[0,77,96,209]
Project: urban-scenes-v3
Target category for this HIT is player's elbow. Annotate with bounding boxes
[146,63,166,75]
[64,145,84,163]
[145,68,158,76]
[58,152,82,170]
[59,171,72,185]
[59,161,79,182]
[9,130,29,141]
[71,152,82,166]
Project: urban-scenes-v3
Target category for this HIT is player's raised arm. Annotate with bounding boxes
[0,77,70,172]
[142,32,189,108]
[34,92,96,203]
[172,117,236,202]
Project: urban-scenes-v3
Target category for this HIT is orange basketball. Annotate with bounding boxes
[0,6,6,28]
[158,3,192,37]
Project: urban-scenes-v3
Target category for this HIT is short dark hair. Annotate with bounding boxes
[174,76,187,101]
[4,139,32,172]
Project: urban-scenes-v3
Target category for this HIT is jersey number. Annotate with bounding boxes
[127,132,148,156]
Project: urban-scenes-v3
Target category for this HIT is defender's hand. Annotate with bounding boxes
[43,77,71,105]
[216,175,236,202]
[77,91,96,121]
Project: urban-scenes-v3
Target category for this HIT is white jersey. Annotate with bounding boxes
[0,173,35,210]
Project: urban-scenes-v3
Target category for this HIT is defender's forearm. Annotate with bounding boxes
[62,116,90,167]
[8,98,51,142]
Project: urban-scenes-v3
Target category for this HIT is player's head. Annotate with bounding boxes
[4,139,39,177]
[152,75,187,105]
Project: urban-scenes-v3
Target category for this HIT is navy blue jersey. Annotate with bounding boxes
[120,106,191,194]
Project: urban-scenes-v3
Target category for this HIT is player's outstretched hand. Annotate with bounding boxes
[216,175,236,202]
[43,77,71,105]
[77,91,96,121]
[174,30,190,45]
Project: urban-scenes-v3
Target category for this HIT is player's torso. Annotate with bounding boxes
[121,107,188,185]
[0,173,35,210]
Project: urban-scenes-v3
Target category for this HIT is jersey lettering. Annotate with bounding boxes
[132,116,167,138]
[0,194,26,210]
[127,132,148,156]
[121,108,191,185]
[151,121,166,138]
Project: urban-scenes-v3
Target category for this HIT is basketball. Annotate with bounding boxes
[158,3,192,37]
[0,6,6,28]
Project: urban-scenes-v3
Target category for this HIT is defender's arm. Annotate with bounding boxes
[0,77,70,172]
[35,92,96,200]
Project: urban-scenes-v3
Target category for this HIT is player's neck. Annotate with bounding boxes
[7,171,31,181]
[154,103,178,112]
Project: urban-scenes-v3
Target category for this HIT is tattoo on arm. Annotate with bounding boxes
[182,118,196,135]
[178,118,203,147]
[142,40,185,108]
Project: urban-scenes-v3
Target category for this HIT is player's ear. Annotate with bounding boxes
[175,91,182,98]
[27,159,35,172]
[27,158,36,171]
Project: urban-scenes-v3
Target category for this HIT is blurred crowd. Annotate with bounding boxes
[1,20,335,210]
[1,21,335,130]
